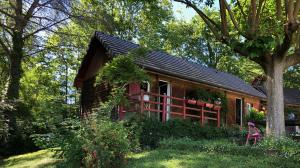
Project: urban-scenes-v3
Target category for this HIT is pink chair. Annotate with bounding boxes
[246,122,262,145]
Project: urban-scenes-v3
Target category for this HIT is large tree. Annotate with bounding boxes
[0,0,71,100]
[174,0,300,137]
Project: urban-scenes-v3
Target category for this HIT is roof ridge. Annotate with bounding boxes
[95,31,140,47]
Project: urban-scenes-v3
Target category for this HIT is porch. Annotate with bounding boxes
[119,90,222,127]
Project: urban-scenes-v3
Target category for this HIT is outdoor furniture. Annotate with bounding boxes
[246,122,262,145]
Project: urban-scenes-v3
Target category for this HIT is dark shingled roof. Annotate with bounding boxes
[255,86,300,106]
[94,31,266,98]
[285,88,300,106]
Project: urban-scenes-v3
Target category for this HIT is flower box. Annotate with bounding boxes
[205,103,214,108]
[197,100,206,107]
[213,106,221,111]
[186,99,197,105]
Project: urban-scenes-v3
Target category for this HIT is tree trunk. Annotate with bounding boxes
[6,32,24,100]
[265,58,285,137]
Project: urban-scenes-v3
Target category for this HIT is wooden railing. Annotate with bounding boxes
[119,90,221,127]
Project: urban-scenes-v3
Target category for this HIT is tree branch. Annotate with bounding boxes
[287,0,295,22]
[223,0,242,34]
[236,0,247,18]
[0,21,13,36]
[294,0,300,19]
[0,8,15,19]
[174,0,222,39]
[256,0,264,26]
[276,0,282,19]
[23,17,69,39]
[219,0,228,36]
[0,38,10,56]
[23,0,40,26]
[175,0,252,58]
[247,0,257,37]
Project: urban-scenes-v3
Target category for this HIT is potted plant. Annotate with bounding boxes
[214,98,222,105]
[245,108,265,124]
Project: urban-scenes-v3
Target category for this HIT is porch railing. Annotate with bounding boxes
[119,90,221,127]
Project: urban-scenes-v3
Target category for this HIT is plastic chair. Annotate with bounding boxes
[246,122,262,145]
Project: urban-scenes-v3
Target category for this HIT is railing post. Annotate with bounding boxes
[162,94,167,123]
[140,90,144,114]
[201,106,204,127]
[119,105,125,120]
[217,109,220,127]
[183,99,186,119]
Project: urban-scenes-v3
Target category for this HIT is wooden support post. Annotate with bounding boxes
[201,106,204,127]
[217,109,220,127]
[119,105,125,120]
[140,90,144,114]
[162,94,167,123]
[183,99,186,119]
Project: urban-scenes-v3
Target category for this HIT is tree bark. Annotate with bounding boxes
[6,32,24,100]
[265,57,285,137]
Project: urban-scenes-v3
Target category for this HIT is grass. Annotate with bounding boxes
[1,140,299,168]
[0,149,61,168]
[126,149,299,168]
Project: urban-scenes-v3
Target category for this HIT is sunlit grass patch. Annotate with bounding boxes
[0,149,61,168]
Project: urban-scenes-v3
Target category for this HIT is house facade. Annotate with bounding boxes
[74,31,270,127]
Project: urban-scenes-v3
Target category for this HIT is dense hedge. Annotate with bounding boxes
[125,117,244,149]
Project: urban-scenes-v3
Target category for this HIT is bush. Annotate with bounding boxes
[258,137,300,159]
[0,101,38,157]
[159,138,265,156]
[44,117,130,168]
[128,117,243,149]
[245,108,265,123]
[138,117,165,148]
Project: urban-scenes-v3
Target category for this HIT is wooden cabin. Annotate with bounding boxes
[74,31,268,127]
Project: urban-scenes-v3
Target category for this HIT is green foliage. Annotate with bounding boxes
[129,117,243,149]
[0,102,13,144]
[98,48,150,86]
[47,117,130,168]
[258,137,300,160]
[284,65,300,90]
[94,49,149,119]
[159,137,300,161]
[245,108,265,123]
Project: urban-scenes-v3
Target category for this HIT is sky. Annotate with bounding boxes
[172,1,219,21]
[172,2,196,21]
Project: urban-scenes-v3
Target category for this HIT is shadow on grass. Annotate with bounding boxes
[126,149,300,168]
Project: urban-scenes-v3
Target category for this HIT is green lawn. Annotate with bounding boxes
[0,149,61,168]
[126,149,299,168]
[1,147,299,168]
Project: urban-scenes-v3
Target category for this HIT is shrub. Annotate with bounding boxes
[44,117,130,168]
[139,117,165,148]
[0,102,12,144]
[159,138,265,156]
[127,117,243,149]
[245,108,265,123]
[258,137,300,159]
